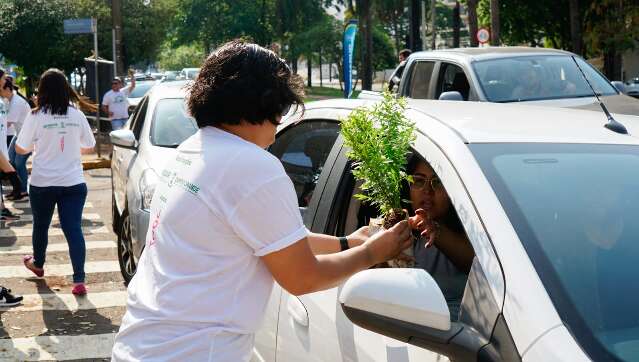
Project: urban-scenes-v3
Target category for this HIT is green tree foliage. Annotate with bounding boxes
[157,43,205,70]
[122,0,177,66]
[173,0,277,50]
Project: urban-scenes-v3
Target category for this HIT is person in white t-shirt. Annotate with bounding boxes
[3,76,32,201]
[0,70,22,220]
[17,68,97,296]
[102,69,135,131]
[111,41,418,362]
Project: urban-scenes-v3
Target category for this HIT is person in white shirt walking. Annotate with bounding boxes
[17,68,97,296]
[111,41,418,362]
[3,76,32,201]
[102,69,135,131]
[0,70,23,220]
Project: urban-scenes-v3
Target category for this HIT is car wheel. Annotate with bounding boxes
[111,192,121,234]
[117,210,137,285]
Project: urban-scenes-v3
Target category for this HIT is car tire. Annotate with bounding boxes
[111,192,121,234]
[117,209,137,285]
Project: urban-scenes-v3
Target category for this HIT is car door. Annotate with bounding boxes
[252,117,343,361]
[112,96,149,217]
[275,128,507,361]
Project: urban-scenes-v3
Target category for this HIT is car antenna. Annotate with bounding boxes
[571,56,628,135]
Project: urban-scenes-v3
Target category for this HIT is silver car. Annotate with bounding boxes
[110,81,198,283]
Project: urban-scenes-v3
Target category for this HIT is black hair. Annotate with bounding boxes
[399,49,412,58]
[187,40,305,128]
[34,68,97,115]
[401,153,464,233]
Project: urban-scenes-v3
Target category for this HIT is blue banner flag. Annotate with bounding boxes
[343,20,358,98]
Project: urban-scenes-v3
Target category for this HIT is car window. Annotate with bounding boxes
[436,63,470,100]
[130,96,149,139]
[472,143,639,362]
[149,98,198,148]
[129,81,155,98]
[269,120,340,208]
[408,61,435,99]
[473,55,618,103]
[330,148,475,321]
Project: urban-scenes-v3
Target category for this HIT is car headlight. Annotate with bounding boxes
[139,169,158,211]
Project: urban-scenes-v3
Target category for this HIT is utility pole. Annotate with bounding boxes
[490,0,500,46]
[112,0,125,76]
[453,1,460,48]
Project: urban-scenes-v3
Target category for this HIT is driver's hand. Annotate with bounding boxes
[346,226,370,247]
[409,208,440,248]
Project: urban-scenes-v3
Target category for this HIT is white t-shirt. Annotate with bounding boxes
[7,93,31,135]
[102,87,131,120]
[16,107,96,187]
[112,127,308,362]
[0,98,9,158]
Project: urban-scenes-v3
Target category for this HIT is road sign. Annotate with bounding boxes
[477,28,490,44]
[63,18,96,34]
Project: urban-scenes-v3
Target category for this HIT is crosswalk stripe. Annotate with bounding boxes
[0,260,120,278]
[0,240,116,255]
[2,213,101,223]
[0,225,110,238]
[0,290,127,312]
[3,201,95,209]
[0,333,115,361]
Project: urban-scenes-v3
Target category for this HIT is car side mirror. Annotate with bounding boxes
[438,91,464,101]
[340,268,487,361]
[110,129,137,150]
[611,81,626,94]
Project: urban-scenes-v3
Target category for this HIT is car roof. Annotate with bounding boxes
[410,46,574,63]
[147,80,190,99]
[304,98,639,146]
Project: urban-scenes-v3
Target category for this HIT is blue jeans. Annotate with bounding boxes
[8,136,30,193]
[111,118,127,130]
[30,183,88,283]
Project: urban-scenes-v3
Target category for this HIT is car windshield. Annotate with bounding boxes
[471,143,639,362]
[473,55,618,102]
[150,98,198,148]
[129,81,156,98]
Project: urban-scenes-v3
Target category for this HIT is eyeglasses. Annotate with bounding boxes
[410,175,443,191]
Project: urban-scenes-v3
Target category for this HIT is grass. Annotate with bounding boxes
[304,86,361,102]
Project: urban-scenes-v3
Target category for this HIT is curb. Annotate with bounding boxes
[82,158,111,170]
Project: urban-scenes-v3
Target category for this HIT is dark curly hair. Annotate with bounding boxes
[187,40,305,128]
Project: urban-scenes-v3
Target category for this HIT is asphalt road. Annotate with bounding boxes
[0,168,126,361]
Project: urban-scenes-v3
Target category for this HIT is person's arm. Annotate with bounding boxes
[307,226,369,255]
[262,221,412,296]
[15,113,36,155]
[15,144,30,155]
[102,94,112,117]
[127,69,136,93]
[0,153,15,172]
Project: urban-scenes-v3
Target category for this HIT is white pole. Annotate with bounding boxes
[93,19,101,158]
[112,28,117,76]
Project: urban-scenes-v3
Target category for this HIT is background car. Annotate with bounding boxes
[251,98,639,362]
[179,67,200,80]
[110,80,197,283]
[625,77,639,98]
[364,47,639,116]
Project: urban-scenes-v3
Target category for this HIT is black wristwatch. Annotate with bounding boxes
[339,236,350,251]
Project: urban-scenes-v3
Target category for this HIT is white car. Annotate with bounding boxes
[253,98,639,361]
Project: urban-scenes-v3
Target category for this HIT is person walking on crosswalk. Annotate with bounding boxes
[17,68,97,296]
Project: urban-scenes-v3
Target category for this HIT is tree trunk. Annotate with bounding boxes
[569,0,582,55]
[490,0,500,46]
[467,0,479,47]
[453,1,460,48]
[360,0,373,91]
[604,48,622,81]
[409,0,423,51]
[430,0,436,50]
[307,56,312,88]
[292,56,298,74]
